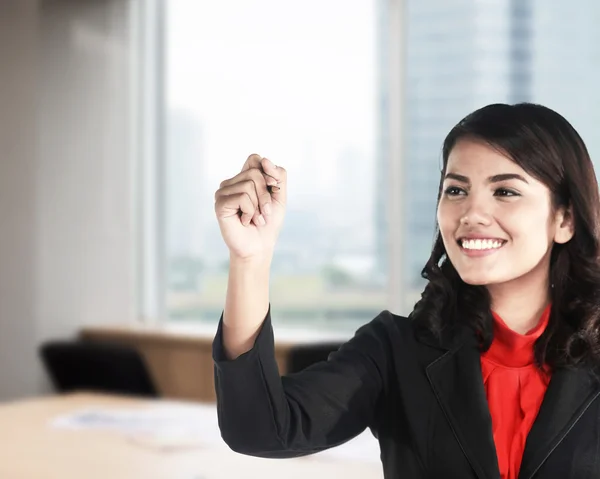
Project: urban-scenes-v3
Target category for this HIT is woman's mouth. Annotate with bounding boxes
[457,238,507,256]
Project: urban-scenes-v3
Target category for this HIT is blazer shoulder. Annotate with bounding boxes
[367,309,413,330]
[367,309,467,353]
[355,309,421,351]
[376,309,420,332]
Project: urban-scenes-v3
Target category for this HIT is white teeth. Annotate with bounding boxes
[461,239,504,250]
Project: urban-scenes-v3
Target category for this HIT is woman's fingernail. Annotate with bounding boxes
[270,186,281,192]
[263,203,272,216]
[257,215,266,225]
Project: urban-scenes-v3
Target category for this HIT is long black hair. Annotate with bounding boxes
[411,103,600,370]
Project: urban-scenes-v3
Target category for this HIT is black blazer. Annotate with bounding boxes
[212,309,600,478]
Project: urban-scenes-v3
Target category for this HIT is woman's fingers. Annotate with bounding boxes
[215,191,257,226]
[242,154,279,185]
[217,153,286,219]
[241,154,263,173]
[218,167,272,223]
[261,157,287,204]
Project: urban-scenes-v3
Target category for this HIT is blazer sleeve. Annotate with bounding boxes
[212,306,391,458]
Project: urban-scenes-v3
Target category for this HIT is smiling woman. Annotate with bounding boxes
[212,103,600,479]
[417,103,597,354]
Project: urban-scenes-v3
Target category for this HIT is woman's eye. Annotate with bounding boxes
[444,186,465,196]
[494,188,520,197]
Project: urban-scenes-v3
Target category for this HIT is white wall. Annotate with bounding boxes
[0,0,138,400]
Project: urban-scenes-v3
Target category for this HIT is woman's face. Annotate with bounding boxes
[437,138,573,288]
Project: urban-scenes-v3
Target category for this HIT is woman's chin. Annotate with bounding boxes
[457,272,497,286]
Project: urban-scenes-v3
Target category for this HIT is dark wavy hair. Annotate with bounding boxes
[411,102,600,370]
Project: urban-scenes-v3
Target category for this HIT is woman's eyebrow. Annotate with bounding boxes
[443,172,529,185]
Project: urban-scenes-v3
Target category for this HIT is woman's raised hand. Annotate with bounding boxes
[214,154,287,262]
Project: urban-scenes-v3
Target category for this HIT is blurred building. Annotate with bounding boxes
[376,0,539,308]
[529,0,600,167]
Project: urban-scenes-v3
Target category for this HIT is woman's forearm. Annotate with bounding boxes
[222,255,272,359]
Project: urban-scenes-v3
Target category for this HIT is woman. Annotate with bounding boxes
[212,103,600,478]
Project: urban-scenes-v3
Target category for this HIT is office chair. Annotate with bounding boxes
[39,339,158,397]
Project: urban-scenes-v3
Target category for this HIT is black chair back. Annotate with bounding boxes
[40,340,158,397]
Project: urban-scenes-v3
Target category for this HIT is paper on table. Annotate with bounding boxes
[50,402,223,451]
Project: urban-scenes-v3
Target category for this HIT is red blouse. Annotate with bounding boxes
[480,304,551,479]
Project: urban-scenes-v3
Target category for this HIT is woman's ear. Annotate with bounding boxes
[554,204,575,244]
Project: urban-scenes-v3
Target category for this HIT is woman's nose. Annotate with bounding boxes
[460,199,492,226]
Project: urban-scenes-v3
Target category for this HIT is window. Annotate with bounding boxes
[150,1,600,329]
[162,0,391,331]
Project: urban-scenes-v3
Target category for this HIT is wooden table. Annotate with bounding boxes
[0,392,382,479]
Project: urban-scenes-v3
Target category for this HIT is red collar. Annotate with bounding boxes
[482,304,551,368]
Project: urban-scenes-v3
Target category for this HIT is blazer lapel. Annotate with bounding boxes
[426,335,500,479]
[518,366,600,479]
